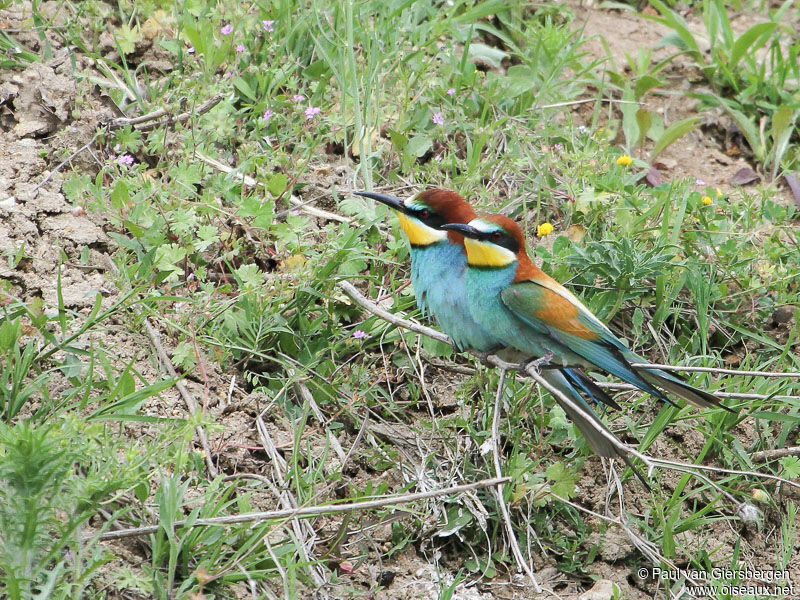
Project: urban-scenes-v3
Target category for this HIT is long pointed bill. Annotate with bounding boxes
[440,222,480,238]
[354,191,406,212]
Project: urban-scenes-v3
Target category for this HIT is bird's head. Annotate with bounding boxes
[355,189,476,247]
[442,215,536,280]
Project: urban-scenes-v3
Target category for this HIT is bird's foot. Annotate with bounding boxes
[475,351,495,367]
[521,351,555,374]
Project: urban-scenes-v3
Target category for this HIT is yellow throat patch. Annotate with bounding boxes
[397,211,445,246]
[464,237,516,267]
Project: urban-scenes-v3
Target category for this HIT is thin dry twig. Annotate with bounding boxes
[196,153,351,223]
[751,446,800,462]
[144,319,218,478]
[594,381,800,401]
[490,368,542,592]
[535,98,640,110]
[255,403,327,588]
[295,381,348,464]
[110,94,224,132]
[629,362,800,378]
[33,94,224,192]
[339,280,800,381]
[423,357,800,401]
[108,104,171,127]
[90,476,510,541]
[32,136,100,193]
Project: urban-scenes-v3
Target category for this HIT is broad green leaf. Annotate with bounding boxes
[729,22,777,71]
[303,59,330,80]
[268,173,289,196]
[110,180,130,210]
[387,128,407,151]
[634,74,663,100]
[233,77,257,102]
[406,134,432,158]
[635,109,652,149]
[646,0,701,60]
[649,116,700,162]
[467,43,508,69]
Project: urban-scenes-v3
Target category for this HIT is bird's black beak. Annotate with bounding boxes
[354,191,407,213]
[441,222,480,238]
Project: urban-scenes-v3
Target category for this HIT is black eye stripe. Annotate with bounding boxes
[410,207,447,229]
[479,229,518,253]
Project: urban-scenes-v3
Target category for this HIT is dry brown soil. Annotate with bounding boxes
[1,1,797,599]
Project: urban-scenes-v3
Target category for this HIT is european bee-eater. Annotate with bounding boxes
[442,215,729,412]
[356,189,493,352]
[357,190,638,464]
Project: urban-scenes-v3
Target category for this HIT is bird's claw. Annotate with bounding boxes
[475,351,495,367]
[521,351,554,374]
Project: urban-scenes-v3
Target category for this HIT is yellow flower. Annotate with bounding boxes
[715,187,724,197]
[536,222,554,237]
[701,196,712,205]
[616,154,633,166]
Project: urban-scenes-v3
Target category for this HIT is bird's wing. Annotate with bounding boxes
[500,278,667,399]
[502,277,729,411]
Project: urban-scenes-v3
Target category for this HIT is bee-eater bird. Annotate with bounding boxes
[356,190,641,465]
[442,215,729,412]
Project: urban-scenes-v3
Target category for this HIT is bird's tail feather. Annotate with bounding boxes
[562,367,621,411]
[636,368,732,412]
[540,370,649,488]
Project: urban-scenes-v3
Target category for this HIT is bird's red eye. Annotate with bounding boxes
[491,231,502,240]
[420,209,429,219]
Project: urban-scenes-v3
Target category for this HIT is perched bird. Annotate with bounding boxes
[442,215,730,413]
[356,190,636,466]
[356,189,493,352]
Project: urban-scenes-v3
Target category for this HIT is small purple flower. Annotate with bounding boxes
[117,154,134,167]
[446,88,456,96]
[263,109,274,121]
[695,178,707,186]
[352,329,367,339]
[292,94,306,102]
[221,24,234,35]
[304,106,321,121]
[291,209,301,216]
[553,143,563,151]
[236,44,246,53]
[262,20,275,33]
[187,45,195,54]
[432,111,444,126]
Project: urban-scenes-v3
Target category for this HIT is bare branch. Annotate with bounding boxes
[91,476,510,541]
[749,446,800,462]
[630,362,800,378]
[108,94,224,131]
[490,368,541,592]
[144,319,218,478]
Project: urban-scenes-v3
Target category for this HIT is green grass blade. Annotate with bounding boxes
[649,116,700,162]
[769,105,797,181]
[712,95,764,161]
[729,22,777,72]
[646,0,702,61]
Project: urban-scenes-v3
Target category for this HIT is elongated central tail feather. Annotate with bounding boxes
[635,367,733,412]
